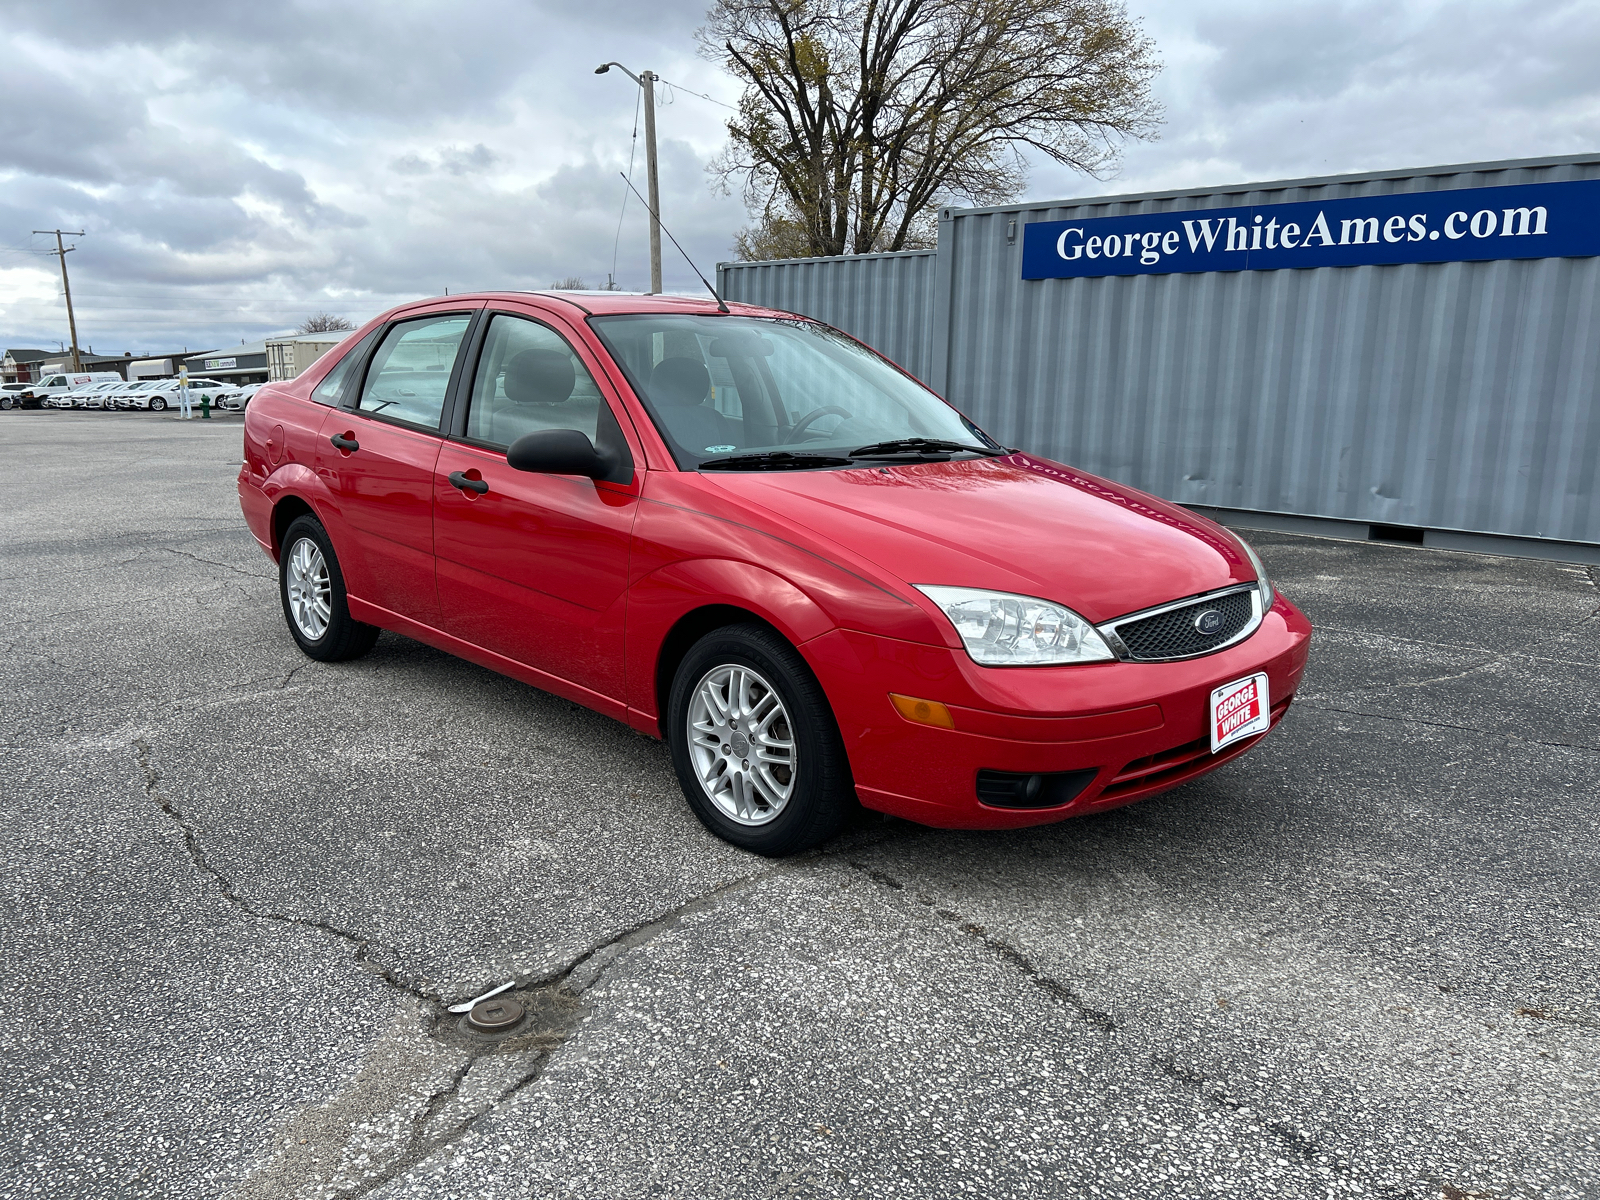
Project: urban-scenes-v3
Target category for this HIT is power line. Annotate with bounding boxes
[654,76,737,110]
[611,85,643,289]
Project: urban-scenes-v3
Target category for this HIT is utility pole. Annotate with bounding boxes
[34,230,86,371]
[641,71,661,295]
[596,62,662,294]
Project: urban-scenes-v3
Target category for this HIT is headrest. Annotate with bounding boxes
[504,349,575,405]
[649,357,711,407]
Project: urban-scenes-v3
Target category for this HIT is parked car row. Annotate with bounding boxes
[0,377,263,412]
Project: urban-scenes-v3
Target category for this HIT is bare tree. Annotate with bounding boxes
[297,313,354,333]
[550,276,589,290]
[702,0,1162,259]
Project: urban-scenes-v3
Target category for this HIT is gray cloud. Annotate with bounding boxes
[1030,0,1600,199]
[3,0,1597,353]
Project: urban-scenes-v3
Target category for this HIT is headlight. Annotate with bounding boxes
[1235,535,1275,610]
[914,586,1114,666]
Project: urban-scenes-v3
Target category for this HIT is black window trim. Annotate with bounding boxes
[342,308,483,435]
[443,307,636,485]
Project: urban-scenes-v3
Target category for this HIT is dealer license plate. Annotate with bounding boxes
[1209,673,1270,753]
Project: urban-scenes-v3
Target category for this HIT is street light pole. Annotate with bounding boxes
[596,62,662,294]
[34,229,86,371]
[641,70,662,295]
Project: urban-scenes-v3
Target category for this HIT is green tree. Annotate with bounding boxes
[703,0,1162,259]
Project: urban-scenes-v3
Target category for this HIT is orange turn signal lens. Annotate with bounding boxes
[889,693,955,729]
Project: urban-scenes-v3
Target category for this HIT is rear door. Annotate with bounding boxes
[318,307,480,625]
[433,308,642,703]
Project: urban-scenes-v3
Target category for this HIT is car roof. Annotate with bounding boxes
[402,290,797,321]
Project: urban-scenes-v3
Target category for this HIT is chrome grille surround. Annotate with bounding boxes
[1096,583,1264,663]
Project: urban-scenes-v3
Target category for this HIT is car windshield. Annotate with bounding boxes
[588,314,997,470]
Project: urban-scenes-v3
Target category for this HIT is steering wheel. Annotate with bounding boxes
[782,405,854,444]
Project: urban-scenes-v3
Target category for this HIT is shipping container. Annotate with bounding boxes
[719,153,1600,559]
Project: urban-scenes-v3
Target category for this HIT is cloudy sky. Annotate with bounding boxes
[2,0,1596,357]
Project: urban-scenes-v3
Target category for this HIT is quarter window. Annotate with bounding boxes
[462,314,605,448]
[356,315,472,429]
[312,332,377,407]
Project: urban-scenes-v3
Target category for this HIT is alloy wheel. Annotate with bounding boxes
[686,664,797,826]
[285,536,332,640]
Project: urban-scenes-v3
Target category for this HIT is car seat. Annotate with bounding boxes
[648,358,738,453]
[490,348,578,445]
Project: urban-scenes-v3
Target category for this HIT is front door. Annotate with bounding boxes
[318,309,476,625]
[433,311,640,704]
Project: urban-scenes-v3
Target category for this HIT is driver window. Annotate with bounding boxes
[464,315,603,449]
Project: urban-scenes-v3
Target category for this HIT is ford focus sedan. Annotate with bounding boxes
[238,291,1311,855]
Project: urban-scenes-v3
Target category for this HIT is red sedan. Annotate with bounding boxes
[238,291,1312,854]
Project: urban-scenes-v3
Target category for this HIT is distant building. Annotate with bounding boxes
[179,332,352,385]
[181,341,271,385]
[1,349,57,384]
[265,332,354,381]
[6,349,143,382]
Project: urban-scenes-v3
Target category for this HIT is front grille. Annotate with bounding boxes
[1112,588,1255,661]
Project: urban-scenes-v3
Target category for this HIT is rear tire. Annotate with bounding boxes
[279,514,379,662]
[667,623,854,856]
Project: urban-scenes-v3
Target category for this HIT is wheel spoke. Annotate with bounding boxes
[751,768,782,806]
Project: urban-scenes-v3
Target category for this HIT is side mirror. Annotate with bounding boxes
[506,428,613,479]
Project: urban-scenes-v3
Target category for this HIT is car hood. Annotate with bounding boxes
[698,454,1255,624]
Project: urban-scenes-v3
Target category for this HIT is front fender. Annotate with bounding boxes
[626,558,835,724]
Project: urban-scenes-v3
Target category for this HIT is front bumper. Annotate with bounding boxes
[803,593,1312,830]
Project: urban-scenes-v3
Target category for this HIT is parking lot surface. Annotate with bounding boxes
[2,412,1597,1199]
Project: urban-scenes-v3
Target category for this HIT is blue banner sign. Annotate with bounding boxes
[1021,179,1600,279]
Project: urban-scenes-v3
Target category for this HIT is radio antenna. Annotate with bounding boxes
[618,173,729,312]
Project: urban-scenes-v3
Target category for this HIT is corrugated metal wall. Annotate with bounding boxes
[717,155,1600,547]
[718,249,938,381]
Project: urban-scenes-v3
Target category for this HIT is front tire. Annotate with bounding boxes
[150,397,166,412]
[667,624,854,856]
[278,514,379,662]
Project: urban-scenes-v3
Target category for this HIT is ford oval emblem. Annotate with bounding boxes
[1194,608,1224,635]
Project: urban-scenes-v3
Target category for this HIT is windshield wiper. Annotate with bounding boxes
[698,451,856,471]
[847,437,1007,459]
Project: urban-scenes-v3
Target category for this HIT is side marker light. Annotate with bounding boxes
[889,694,955,729]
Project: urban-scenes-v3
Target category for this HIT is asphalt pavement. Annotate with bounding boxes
[2,411,1596,1199]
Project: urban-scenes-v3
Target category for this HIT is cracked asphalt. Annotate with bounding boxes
[2,412,1597,1199]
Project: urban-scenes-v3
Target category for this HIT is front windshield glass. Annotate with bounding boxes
[588,314,997,469]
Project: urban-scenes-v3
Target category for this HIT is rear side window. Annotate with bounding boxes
[462,314,605,449]
[355,315,472,429]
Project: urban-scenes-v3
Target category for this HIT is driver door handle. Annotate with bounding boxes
[329,432,359,452]
[449,470,489,495]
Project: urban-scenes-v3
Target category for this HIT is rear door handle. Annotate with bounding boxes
[449,470,489,495]
[330,432,359,452]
